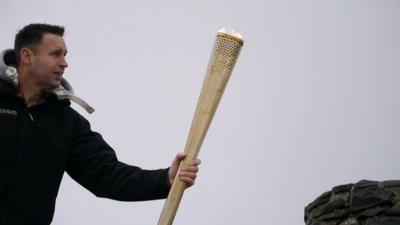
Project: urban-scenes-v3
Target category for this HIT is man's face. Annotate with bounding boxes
[28,33,68,90]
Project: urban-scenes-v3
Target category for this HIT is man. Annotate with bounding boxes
[0,23,200,225]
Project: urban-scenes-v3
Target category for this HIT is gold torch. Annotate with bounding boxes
[157,27,244,225]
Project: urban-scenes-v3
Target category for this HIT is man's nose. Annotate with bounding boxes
[60,57,68,68]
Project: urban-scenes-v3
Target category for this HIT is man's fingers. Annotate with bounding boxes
[179,176,195,187]
[179,171,197,179]
[171,153,186,169]
[181,166,199,173]
[174,153,186,164]
[177,153,186,159]
[168,153,200,188]
[189,159,201,166]
[174,153,200,166]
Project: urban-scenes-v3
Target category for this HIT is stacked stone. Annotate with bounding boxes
[305,180,400,225]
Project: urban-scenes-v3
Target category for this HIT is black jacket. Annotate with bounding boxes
[0,50,170,225]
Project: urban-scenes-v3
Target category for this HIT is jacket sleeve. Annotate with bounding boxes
[66,113,170,201]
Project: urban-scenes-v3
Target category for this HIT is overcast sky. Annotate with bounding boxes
[1,1,400,225]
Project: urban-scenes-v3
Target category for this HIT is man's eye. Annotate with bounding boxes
[52,52,62,56]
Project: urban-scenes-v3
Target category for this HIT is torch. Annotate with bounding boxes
[157,27,244,225]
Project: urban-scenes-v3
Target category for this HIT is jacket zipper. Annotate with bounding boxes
[28,112,34,121]
[1,109,29,224]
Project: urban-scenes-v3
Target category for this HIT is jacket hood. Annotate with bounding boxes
[0,49,94,113]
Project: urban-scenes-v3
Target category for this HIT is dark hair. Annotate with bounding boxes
[14,23,65,64]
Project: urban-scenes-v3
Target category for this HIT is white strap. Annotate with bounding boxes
[58,94,95,114]
[5,66,18,86]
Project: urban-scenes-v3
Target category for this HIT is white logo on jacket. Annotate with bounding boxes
[0,108,17,116]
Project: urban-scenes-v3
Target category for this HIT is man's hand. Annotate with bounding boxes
[168,153,201,188]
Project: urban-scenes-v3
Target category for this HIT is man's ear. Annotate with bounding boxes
[20,47,34,66]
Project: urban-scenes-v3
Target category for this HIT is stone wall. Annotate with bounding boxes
[305,180,400,225]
